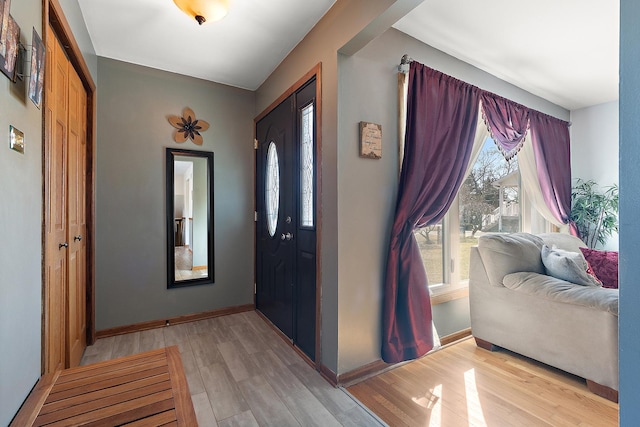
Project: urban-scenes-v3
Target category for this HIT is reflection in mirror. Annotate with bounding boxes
[166,148,214,288]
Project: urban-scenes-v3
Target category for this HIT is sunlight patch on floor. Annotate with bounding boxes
[465,368,487,427]
[411,384,441,426]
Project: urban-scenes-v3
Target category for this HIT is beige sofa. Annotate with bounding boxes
[469,232,619,401]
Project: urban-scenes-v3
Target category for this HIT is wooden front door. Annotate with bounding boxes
[44,25,88,372]
[256,77,317,361]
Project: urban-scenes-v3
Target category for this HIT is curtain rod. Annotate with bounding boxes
[396,54,571,126]
[398,54,413,73]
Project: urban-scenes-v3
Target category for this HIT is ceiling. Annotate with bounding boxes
[78,0,619,110]
[77,0,337,91]
[394,0,619,110]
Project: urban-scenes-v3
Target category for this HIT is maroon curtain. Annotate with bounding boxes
[529,111,578,235]
[382,63,480,363]
[480,92,530,161]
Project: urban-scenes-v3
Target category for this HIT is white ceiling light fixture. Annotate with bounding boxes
[173,0,229,25]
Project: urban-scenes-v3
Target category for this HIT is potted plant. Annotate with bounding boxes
[570,178,619,249]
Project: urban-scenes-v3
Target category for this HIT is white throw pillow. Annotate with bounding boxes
[541,245,601,286]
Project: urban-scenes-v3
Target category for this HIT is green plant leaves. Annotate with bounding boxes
[570,178,619,249]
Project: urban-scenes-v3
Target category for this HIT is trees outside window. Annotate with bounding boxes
[416,137,530,290]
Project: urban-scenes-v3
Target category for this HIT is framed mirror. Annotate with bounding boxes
[166,148,214,288]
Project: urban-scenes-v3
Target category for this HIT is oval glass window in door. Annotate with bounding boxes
[265,142,280,237]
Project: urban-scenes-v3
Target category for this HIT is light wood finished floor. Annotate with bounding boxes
[347,337,619,427]
[82,311,383,426]
[175,247,208,281]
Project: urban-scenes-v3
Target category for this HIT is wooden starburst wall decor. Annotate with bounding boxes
[168,107,210,145]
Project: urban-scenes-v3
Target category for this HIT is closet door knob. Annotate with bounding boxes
[59,242,69,249]
[74,235,82,242]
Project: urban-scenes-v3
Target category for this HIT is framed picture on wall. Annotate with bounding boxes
[0,0,11,57]
[0,14,19,82]
[359,121,382,159]
[29,28,45,108]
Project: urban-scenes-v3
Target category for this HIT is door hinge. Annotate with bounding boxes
[254,139,259,149]
[254,211,258,222]
[254,283,257,294]
[451,258,455,273]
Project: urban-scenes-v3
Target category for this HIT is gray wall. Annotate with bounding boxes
[95,58,255,330]
[570,101,619,250]
[335,28,570,372]
[337,50,397,373]
[620,0,640,422]
[0,2,43,424]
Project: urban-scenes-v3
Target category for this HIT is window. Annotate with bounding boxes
[265,142,280,237]
[416,137,546,295]
[300,103,314,227]
[414,219,445,285]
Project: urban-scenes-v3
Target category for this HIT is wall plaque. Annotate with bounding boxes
[359,121,382,159]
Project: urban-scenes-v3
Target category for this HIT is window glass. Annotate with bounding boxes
[300,104,314,227]
[458,137,520,281]
[265,142,280,237]
[412,137,538,293]
[415,219,445,285]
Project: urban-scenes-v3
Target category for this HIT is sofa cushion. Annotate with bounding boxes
[580,247,619,289]
[503,272,618,315]
[538,232,588,254]
[477,233,545,287]
[541,245,601,287]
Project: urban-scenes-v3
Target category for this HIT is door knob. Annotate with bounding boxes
[74,235,82,242]
[280,232,294,241]
[59,242,69,249]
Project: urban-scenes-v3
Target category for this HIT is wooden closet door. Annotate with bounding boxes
[67,65,87,368]
[44,25,89,372]
[44,26,68,373]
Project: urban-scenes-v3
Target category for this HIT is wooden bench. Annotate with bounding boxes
[11,346,197,426]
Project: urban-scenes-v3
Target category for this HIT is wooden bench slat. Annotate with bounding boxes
[39,373,171,415]
[81,399,175,427]
[36,379,172,424]
[56,352,167,384]
[46,365,169,402]
[121,409,178,427]
[56,348,167,380]
[37,391,174,427]
[50,358,168,393]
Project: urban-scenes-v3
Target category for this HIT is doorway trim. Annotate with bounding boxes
[42,0,97,371]
[254,63,322,367]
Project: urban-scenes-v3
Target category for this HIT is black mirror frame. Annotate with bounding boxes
[166,147,215,288]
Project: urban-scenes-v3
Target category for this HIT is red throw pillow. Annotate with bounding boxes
[584,262,603,286]
[579,247,619,289]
